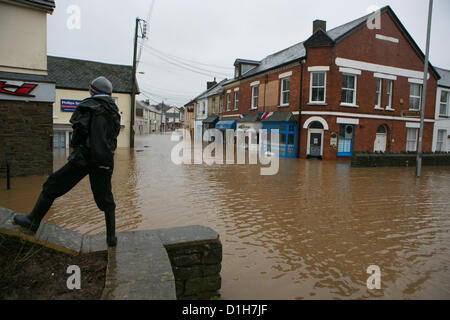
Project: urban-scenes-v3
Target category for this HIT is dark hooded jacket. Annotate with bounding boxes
[68,95,121,169]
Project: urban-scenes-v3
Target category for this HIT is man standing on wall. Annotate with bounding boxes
[13,76,121,247]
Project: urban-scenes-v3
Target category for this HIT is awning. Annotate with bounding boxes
[262,112,297,122]
[237,113,260,122]
[216,120,237,130]
[202,116,219,124]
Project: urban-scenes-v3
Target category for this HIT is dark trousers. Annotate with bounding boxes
[41,160,116,213]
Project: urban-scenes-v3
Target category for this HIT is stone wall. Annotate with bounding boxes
[0,100,53,177]
[352,152,450,167]
[157,226,222,300]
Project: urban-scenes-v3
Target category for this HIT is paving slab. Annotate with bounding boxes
[101,230,176,300]
[80,233,108,254]
[157,225,220,248]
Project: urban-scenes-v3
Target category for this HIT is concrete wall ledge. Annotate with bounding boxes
[352,153,450,167]
[0,206,222,300]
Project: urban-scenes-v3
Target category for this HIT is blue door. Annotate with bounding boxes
[337,125,354,157]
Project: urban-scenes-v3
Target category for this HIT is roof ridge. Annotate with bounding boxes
[48,55,132,69]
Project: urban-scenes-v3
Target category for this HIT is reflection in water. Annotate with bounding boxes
[1,134,450,299]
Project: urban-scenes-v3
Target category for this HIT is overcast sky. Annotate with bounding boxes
[47,0,450,107]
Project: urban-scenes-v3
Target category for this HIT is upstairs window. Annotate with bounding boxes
[310,72,326,103]
[409,84,422,111]
[341,74,356,105]
[234,91,239,110]
[226,93,231,111]
[251,85,259,109]
[280,77,290,106]
[440,91,449,117]
[375,78,382,107]
[386,80,393,108]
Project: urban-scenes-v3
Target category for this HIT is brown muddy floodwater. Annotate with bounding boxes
[1,134,450,299]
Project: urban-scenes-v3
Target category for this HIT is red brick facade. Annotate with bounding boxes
[220,7,439,160]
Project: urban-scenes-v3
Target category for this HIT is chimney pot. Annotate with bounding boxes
[313,20,327,34]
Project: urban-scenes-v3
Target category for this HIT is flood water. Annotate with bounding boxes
[1,134,450,300]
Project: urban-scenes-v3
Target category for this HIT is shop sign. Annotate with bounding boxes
[0,79,55,102]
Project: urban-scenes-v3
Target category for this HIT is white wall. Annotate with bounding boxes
[432,87,450,152]
[0,2,48,75]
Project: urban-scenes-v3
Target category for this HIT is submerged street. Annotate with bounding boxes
[1,134,450,299]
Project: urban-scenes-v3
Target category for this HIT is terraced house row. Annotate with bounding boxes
[185,6,450,160]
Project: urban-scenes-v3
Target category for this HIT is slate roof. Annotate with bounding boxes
[3,0,55,13]
[436,67,450,88]
[196,79,228,100]
[47,56,135,94]
[226,6,440,84]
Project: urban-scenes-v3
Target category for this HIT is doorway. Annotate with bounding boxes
[307,122,324,158]
[374,125,387,152]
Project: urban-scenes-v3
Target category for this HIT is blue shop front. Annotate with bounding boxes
[261,112,298,158]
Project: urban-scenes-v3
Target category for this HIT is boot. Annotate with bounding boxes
[13,193,53,233]
[104,210,117,247]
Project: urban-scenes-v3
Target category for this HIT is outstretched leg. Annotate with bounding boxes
[14,161,88,232]
[89,167,117,247]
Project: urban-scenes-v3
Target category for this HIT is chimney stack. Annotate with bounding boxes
[313,20,327,34]
[207,79,217,90]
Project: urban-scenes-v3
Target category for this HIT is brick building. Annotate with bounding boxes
[0,0,56,177]
[219,6,440,160]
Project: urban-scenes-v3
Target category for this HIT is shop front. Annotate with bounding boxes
[236,113,262,150]
[203,116,219,142]
[261,112,298,158]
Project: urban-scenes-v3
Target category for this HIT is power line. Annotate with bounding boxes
[145,45,233,70]
[141,45,231,78]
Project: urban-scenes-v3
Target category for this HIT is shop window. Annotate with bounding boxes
[338,124,354,156]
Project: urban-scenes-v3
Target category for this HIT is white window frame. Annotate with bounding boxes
[409,83,422,111]
[280,77,290,107]
[436,129,446,152]
[226,93,231,111]
[375,78,382,109]
[439,90,449,117]
[309,72,327,104]
[386,79,394,110]
[406,128,419,152]
[341,73,357,107]
[251,84,259,110]
[234,91,239,110]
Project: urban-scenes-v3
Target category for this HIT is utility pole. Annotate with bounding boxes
[130,17,148,149]
[416,0,433,178]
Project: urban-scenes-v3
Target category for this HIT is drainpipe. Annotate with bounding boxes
[297,59,305,158]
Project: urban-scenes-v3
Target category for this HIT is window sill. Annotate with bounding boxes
[374,106,384,110]
[385,107,395,112]
[340,103,359,108]
[308,102,328,106]
[250,107,258,110]
[279,104,290,108]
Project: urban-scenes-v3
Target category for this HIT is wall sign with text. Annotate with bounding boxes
[61,99,82,112]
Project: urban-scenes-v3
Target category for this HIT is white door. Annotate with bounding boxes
[374,133,387,152]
